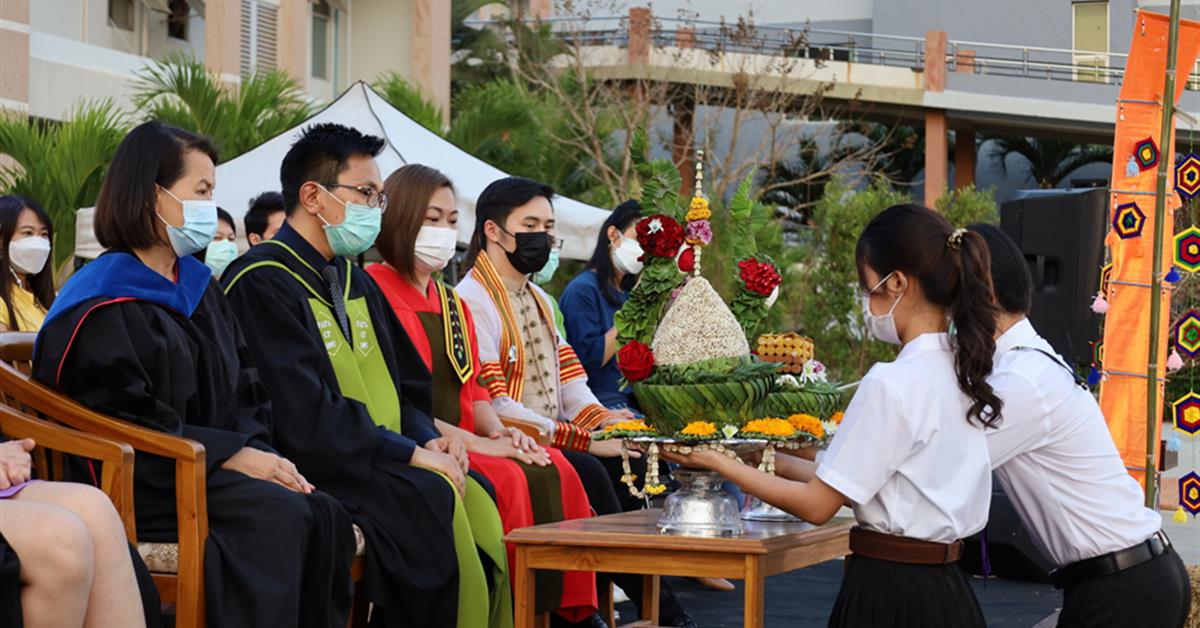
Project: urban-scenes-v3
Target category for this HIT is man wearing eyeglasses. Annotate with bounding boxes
[222,123,511,627]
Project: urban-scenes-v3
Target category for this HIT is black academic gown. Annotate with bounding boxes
[33,252,355,628]
[221,223,459,628]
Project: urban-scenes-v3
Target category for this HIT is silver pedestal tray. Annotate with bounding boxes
[741,495,802,522]
[657,467,743,537]
[629,438,769,536]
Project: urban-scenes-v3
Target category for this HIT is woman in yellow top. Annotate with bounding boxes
[0,196,55,331]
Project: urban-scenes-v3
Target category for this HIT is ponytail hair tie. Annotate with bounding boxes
[947,228,967,251]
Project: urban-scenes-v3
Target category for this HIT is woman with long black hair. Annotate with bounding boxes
[0,196,55,331]
[668,203,1000,627]
[558,200,644,411]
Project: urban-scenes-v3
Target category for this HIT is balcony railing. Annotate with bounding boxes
[463,14,1200,90]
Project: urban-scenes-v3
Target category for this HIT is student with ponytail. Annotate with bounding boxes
[667,203,999,627]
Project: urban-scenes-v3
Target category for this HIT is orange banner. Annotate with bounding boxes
[1099,10,1200,488]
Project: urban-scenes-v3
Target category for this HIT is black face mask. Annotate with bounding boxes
[503,230,552,275]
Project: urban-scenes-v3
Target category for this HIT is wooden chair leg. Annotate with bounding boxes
[598,580,615,628]
[348,579,369,628]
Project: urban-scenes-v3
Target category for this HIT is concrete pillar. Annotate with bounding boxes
[629,7,651,66]
[527,0,552,19]
[276,0,309,85]
[204,0,242,83]
[0,0,30,114]
[924,109,947,207]
[924,30,946,92]
[671,92,696,196]
[955,49,976,74]
[954,126,976,190]
[413,0,451,124]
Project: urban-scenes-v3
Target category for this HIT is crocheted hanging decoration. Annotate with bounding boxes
[1168,348,1185,372]
[1175,310,1200,360]
[1134,137,1159,171]
[1126,156,1140,179]
[1087,366,1102,387]
[1180,472,1200,515]
[1176,506,1189,524]
[1099,262,1113,295]
[1168,431,1182,452]
[1175,226,1200,273]
[1090,292,1110,314]
[1173,391,1200,434]
[1177,153,1200,201]
[1166,266,1182,284]
[1113,202,1146,239]
[1093,341,1104,366]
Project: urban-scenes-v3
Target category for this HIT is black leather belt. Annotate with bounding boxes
[1051,531,1171,590]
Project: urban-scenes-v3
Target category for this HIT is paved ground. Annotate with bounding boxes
[616,565,1062,627]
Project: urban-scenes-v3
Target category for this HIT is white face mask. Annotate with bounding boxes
[612,235,644,276]
[7,236,51,276]
[861,271,903,345]
[413,225,458,272]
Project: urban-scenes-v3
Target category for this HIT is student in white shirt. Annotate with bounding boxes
[969,223,1189,628]
[668,204,1000,627]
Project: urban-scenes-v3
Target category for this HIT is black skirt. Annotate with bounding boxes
[0,531,19,628]
[828,555,985,628]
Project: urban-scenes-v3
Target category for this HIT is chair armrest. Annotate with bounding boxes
[0,405,138,541]
[500,418,551,446]
[0,360,208,603]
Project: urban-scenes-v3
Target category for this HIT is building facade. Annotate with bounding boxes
[0,0,451,121]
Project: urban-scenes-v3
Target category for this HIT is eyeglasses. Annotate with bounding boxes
[323,183,389,210]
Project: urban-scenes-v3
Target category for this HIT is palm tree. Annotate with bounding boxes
[133,55,315,161]
[0,102,129,277]
[986,136,1112,188]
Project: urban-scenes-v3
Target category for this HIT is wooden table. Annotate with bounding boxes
[505,509,853,628]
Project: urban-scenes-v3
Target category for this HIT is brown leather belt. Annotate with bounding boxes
[849,526,964,565]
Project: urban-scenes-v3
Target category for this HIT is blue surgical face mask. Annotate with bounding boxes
[205,240,238,277]
[158,186,217,257]
[533,248,560,284]
[319,186,382,257]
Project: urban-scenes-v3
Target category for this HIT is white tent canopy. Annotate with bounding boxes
[75,81,611,261]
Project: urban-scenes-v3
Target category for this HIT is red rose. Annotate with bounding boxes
[617,341,655,382]
[677,247,695,273]
[636,215,685,259]
[738,258,782,296]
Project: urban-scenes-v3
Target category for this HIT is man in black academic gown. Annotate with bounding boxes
[222,123,472,627]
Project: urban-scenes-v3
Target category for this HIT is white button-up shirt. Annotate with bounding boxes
[989,318,1161,567]
[817,333,991,543]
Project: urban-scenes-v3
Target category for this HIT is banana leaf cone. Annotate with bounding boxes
[756,384,844,421]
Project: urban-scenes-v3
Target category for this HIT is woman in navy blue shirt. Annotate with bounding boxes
[560,201,644,410]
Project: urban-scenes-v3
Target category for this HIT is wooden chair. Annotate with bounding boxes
[501,418,552,445]
[0,403,136,539]
[0,333,368,627]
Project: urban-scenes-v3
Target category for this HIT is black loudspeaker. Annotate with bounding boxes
[1000,188,1108,365]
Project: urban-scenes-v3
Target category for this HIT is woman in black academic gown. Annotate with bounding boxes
[33,121,356,628]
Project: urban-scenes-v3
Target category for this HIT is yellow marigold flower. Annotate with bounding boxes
[686,197,712,221]
[787,414,825,439]
[741,418,797,438]
[831,411,845,425]
[680,421,718,437]
[604,419,653,433]
[646,484,668,496]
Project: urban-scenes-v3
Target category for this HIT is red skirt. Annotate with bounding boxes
[468,446,597,619]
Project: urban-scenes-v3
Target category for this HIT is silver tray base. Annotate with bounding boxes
[656,468,743,537]
[741,495,802,522]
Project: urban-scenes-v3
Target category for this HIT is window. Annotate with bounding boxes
[168,0,190,40]
[311,1,331,80]
[109,0,135,30]
[1072,2,1109,83]
[240,0,279,77]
